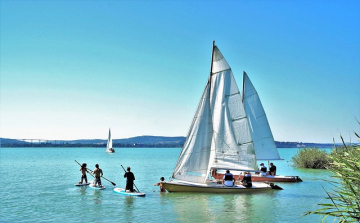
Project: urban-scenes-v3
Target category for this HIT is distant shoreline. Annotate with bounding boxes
[0,136,340,148]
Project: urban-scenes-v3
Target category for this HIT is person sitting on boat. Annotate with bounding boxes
[154,177,165,192]
[92,164,103,187]
[241,171,253,188]
[269,163,277,176]
[124,166,136,192]
[78,163,88,184]
[259,163,267,176]
[222,170,235,187]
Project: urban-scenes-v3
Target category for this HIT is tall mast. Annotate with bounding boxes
[209,41,215,94]
[242,71,246,102]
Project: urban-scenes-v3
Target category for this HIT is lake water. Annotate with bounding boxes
[0,147,336,222]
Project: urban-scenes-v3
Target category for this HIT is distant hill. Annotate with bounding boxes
[0,136,344,148]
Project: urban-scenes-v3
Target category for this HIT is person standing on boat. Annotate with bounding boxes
[124,166,135,192]
[154,177,165,192]
[223,170,235,186]
[92,164,103,187]
[259,163,267,176]
[241,172,253,188]
[269,163,277,176]
[78,163,88,184]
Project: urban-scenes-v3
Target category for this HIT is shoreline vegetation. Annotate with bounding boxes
[0,136,342,148]
[304,133,360,221]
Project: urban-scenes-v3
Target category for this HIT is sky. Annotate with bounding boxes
[1,0,359,143]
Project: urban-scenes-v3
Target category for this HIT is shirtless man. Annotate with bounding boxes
[79,163,88,184]
[154,177,165,192]
[92,164,103,187]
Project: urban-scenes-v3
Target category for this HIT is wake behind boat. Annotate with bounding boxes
[162,41,281,193]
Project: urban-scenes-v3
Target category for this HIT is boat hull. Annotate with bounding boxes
[213,173,302,182]
[162,181,273,193]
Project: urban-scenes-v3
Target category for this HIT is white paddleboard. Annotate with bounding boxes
[113,188,145,196]
[75,182,90,186]
[89,184,106,190]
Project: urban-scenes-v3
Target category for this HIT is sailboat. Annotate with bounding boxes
[211,72,302,182]
[161,42,278,193]
[105,128,115,153]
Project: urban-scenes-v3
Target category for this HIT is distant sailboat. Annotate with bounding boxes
[106,128,115,153]
[161,41,278,193]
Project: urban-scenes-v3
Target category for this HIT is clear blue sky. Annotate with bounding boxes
[1,0,359,143]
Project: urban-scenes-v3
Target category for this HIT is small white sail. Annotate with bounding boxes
[106,128,114,153]
[242,72,281,160]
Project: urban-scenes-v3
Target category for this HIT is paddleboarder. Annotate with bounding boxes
[154,177,165,192]
[93,164,103,187]
[78,163,88,184]
[124,166,135,192]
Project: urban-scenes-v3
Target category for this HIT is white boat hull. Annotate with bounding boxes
[162,180,273,193]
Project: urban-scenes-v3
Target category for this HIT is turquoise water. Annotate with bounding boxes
[1,147,336,222]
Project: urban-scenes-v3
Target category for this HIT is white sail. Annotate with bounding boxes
[209,46,257,171]
[172,81,214,183]
[172,44,258,184]
[106,128,113,150]
[242,72,281,160]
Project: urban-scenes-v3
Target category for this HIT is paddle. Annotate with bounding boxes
[75,160,95,178]
[74,160,116,186]
[121,164,140,192]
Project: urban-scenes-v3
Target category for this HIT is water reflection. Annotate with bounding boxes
[92,190,103,204]
[163,193,255,222]
[124,196,134,222]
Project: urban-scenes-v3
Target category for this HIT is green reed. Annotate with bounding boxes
[305,133,360,222]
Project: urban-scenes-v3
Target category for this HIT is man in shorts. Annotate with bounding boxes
[92,164,103,187]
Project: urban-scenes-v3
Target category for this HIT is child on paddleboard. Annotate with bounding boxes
[92,164,103,187]
[79,163,88,184]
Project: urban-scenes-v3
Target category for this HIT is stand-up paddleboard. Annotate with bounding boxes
[113,188,145,196]
[89,184,106,190]
[75,182,90,186]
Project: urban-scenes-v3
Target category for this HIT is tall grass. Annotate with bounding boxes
[291,148,331,169]
[305,133,360,222]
